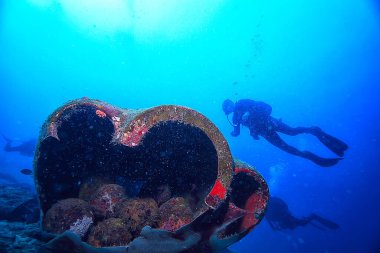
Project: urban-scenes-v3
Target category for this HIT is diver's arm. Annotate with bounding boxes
[231,113,241,137]
[231,125,240,137]
[249,128,259,140]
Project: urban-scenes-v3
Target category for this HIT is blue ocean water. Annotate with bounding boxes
[0,0,379,252]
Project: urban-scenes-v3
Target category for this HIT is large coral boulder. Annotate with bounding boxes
[43,198,94,238]
[87,218,133,247]
[89,184,126,219]
[158,197,193,232]
[115,198,159,236]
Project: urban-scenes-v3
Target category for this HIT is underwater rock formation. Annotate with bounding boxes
[0,220,54,253]
[87,218,133,247]
[0,183,46,252]
[115,198,159,236]
[43,198,94,238]
[0,184,36,221]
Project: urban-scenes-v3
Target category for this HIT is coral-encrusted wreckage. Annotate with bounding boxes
[34,98,269,253]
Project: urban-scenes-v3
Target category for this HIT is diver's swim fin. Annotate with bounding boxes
[309,214,339,230]
[303,151,343,167]
[315,157,343,167]
[311,128,348,157]
[1,134,13,152]
[1,134,12,143]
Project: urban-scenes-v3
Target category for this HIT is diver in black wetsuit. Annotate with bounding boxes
[2,135,37,157]
[222,99,348,167]
[265,196,339,231]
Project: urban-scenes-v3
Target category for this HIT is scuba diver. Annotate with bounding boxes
[2,135,37,157]
[265,196,339,231]
[222,99,348,167]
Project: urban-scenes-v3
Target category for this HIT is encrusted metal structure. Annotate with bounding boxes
[34,98,269,252]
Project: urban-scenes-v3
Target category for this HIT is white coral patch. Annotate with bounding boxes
[69,215,93,238]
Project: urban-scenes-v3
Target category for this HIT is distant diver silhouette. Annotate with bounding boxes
[222,99,348,167]
[265,196,339,231]
[2,135,37,157]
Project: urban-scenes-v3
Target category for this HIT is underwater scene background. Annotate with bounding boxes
[0,0,379,252]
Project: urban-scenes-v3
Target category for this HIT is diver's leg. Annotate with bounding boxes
[271,118,310,136]
[309,213,340,230]
[272,119,348,157]
[275,119,349,157]
[289,216,328,230]
[261,131,342,167]
[308,222,327,230]
[290,217,310,229]
[282,216,305,230]
[261,131,312,157]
